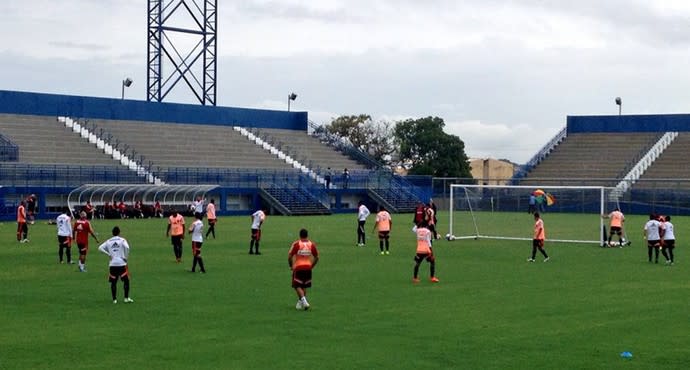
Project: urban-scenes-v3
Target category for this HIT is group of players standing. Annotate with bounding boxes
[603,208,677,265]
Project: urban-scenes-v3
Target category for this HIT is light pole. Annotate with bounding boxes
[287,92,297,111]
[615,97,622,116]
[122,78,133,99]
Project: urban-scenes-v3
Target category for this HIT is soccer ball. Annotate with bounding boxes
[445,233,456,241]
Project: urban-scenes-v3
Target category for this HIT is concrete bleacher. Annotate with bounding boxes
[259,128,367,172]
[0,114,116,165]
[91,119,294,170]
[520,132,661,186]
[634,132,690,189]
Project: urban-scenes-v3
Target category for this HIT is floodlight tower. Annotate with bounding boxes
[147,0,217,105]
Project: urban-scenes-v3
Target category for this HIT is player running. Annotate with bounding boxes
[356,201,370,247]
[188,213,206,273]
[644,214,663,263]
[249,208,266,255]
[56,207,74,264]
[288,228,319,310]
[374,205,392,255]
[412,221,439,283]
[660,215,676,265]
[166,209,185,263]
[98,226,133,304]
[72,211,99,272]
[528,212,549,262]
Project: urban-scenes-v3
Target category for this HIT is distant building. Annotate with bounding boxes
[469,158,516,185]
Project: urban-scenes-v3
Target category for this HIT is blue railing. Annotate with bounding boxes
[0,133,19,161]
[307,120,386,169]
[0,163,147,186]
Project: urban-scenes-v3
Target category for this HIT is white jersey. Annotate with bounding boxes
[98,236,130,267]
[358,205,370,222]
[644,220,662,241]
[193,199,204,214]
[662,221,675,241]
[191,219,204,243]
[251,210,265,229]
[56,213,72,237]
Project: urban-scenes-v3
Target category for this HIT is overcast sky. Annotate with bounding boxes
[1,0,690,163]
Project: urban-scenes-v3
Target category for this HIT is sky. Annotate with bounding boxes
[1,0,690,163]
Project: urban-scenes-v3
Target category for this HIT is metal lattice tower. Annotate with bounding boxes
[147,0,217,105]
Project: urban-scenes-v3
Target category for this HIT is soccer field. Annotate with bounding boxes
[0,212,687,369]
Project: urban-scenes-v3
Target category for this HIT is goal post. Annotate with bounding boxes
[448,184,616,245]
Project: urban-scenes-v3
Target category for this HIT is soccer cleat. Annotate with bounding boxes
[295,300,303,310]
[412,278,420,283]
[380,251,385,255]
[385,251,390,255]
[544,257,550,262]
[430,277,440,283]
[301,298,310,310]
[68,261,75,265]
[124,297,134,303]
[113,300,117,304]
[527,258,535,262]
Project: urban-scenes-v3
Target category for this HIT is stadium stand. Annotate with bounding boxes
[0,114,118,165]
[634,132,690,189]
[519,132,662,186]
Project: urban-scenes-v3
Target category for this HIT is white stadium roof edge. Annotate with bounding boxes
[67,184,219,210]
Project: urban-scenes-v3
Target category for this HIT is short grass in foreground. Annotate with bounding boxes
[0,212,688,369]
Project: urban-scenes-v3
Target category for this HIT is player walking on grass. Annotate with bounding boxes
[356,201,370,247]
[166,210,185,263]
[528,212,549,262]
[249,208,266,255]
[73,211,99,272]
[98,226,133,304]
[374,205,392,255]
[288,228,319,310]
[644,214,662,263]
[56,208,73,264]
[412,221,439,283]
[660,215,676,265]
[16,201,29,243]
[205,199,217,239]
[189,213,206,273]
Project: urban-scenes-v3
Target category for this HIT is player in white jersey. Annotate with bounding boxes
[356,201,370,247]
[660,215,676,265]
[188,213,206,273]
[56,207,74,264]
[643,214,663,263]
[249,208,266,255]
[192,196,205,219]
[98,226,133,304]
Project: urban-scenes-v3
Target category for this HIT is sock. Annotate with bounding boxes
[198,257,205,272]
[111,282,117,300]
[430,261,436,277]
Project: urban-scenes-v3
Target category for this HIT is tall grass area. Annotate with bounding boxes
[1,212,687,369]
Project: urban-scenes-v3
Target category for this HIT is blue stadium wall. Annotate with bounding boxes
[0,90,307,129]
[567,114,690,133]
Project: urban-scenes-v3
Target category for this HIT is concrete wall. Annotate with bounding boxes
[469,158,516,185]
[567,114,690,133]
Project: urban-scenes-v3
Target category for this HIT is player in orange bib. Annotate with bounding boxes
[374,205,393,255]
[412,221,439,283]
[16,201,29,243]
[288,229,319,310]
[528,212,549,262]
[166,210,185,263]
[602,207,627,247]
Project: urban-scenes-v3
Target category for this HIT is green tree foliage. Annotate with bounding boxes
[393,116,471,177]
[324,115,396,164]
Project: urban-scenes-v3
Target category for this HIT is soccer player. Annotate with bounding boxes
[166,209,185,263]
[26,194,37,224]
[374,205,392,255]
[288,228,319,310]
[56,207,74,264]
[643,214,662,263]
[192,195,205,219]
[154,200,163,218]
[98,226,133,304]
[83,200,95,220]
[356,201,370,247]
[602,207,626,247]
[412,221,439,283]
[16,201,29,243]
[73,211,99,272]
[249,208,266,255]
[528,212,549,262]
[205,199,217,239]
[426,201,438,240]
[660,215,676,265]
[188,213,206,273]
[413,202,425,226]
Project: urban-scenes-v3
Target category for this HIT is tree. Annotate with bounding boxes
[393,116,471,177]
[324,115,396,165]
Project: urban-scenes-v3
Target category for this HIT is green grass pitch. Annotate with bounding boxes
[0,212,688,369]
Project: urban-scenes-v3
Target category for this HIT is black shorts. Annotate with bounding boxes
[292,269,313,288]
[108,265,129,282]
[647,240,660,248]
[414,253,435,263]
[664,240,675,249]
[192,241,203,256]
[610,226,622,234]
[378,230,390,239]
[171,235,183,246]
[58,235,70,246]
[251,228,262,241]
[208,218,217,225]
[533,239,544,248]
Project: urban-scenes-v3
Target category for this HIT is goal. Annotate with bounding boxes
[448,184,617,245]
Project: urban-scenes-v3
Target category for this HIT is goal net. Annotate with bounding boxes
[448,184,618,245]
